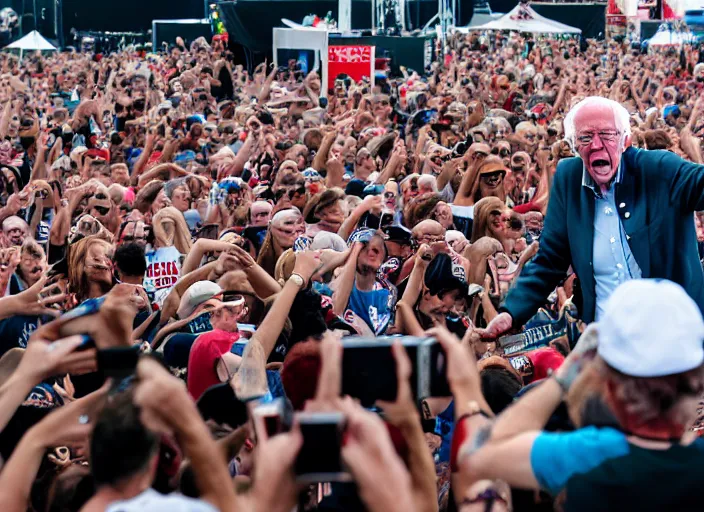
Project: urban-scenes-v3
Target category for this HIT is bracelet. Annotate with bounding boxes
[290,272,308,287]
[450,407,490,473]
[455,410,491,424]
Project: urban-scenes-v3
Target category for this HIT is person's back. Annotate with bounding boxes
[81,393,159,512]
[536,426,704,511]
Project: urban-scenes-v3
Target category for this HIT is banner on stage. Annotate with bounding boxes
[327,45,375,91]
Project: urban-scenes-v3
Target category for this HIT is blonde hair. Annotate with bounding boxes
[68,236,112,303]
[152,207,193,254]
[274,249,296,286]
[471,197,506,243]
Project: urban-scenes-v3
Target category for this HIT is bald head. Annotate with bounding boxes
[2,216,28,246]
[413,219,445,245]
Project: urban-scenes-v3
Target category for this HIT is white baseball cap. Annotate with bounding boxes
[177,281,222,319]
[597,279,704,378]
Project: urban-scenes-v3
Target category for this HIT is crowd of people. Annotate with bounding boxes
[0,28,701,511]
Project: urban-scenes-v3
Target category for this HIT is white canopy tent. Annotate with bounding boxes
[455,12,503,33]
[648,26,697,46]
[272,27,328,98]
[469,4,581,34]
[4,30,57,59]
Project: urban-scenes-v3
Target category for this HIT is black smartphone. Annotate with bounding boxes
[196,223,219,240]
[379,211,394,229]
[252,398,293,440]
[341,336,450,407]
[97,346,140,382]
[295,412,350,483]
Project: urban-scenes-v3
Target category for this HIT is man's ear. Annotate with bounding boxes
[623,133,632,148]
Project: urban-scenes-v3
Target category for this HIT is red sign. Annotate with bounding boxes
[327,46,374,91]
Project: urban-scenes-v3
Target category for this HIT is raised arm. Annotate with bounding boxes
[253,251,320,360]
[332,243,362,316]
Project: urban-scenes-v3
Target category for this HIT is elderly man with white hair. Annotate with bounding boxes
[484,96,704,337]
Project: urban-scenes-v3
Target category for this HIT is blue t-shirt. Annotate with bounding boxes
[347,281,395,335]
[531,426,704,511]
[0,315,40,357]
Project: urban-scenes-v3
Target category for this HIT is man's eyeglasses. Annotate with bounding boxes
[415,234,445,244]
[576,130,620,146]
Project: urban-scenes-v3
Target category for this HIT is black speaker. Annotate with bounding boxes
[35,0,62,43]
[640,20,661,41]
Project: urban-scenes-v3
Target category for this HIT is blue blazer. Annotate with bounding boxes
[503,147,704,325]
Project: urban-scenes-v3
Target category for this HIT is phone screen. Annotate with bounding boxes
[295,413,350,483]
[197,224,219,240]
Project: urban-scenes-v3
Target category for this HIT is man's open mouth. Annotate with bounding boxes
[591,158,611,174]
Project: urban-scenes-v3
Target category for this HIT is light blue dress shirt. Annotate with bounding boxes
[583,163,642,320]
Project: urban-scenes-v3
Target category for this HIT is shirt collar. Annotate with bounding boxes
[582,156,624,197]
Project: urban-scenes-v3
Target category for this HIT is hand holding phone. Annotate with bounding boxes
[294,412,350,483]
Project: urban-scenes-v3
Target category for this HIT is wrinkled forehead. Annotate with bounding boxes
[573,103,617,132]
[415,220,444,236]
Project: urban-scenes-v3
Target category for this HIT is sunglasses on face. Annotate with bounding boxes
[481,171,504,181]
[383,191,396,200]
[288,186,306,199]
[92,205,110,216]
[121,234,147,242]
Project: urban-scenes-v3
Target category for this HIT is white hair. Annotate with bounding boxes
[563,96,631,151]
[418,175,438,193]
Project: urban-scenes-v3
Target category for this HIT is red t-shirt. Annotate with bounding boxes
[187,329,241,401]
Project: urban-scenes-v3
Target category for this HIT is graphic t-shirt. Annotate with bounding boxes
[531,426,704,511]
[0,315,40,357]
[143,246,183,306]
[347,280,396,335]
